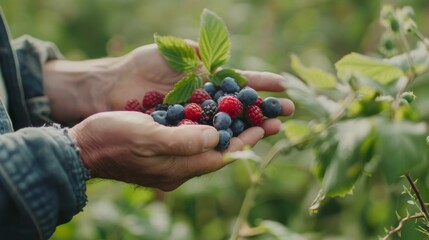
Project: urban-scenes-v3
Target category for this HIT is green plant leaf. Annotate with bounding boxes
[211,68,248,86]
[335,52,404,84]
[284,120,311,144]
[313,119,375,197]
[163,74,203,104]
[376,118,428,183]
[386,42,429,75]
[199,9,230,73]
[155,35,199,73]
[290,54,336,89]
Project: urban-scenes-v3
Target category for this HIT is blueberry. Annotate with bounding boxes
[226,128,233,137]
[260,97,282,118]
[151,110,168,125]
[230,119,245,136]
[237,87,258,105]
[220,77,240,93]
[201,99,217,108]
[216,130,232,150]
[213,90,225,102]
[166,104,185,125]
[213,112,231,130]
[203,82,218,96]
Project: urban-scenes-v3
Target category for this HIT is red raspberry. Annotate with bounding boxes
[246,105,264,126]
[255,97,263,107]
[218,96,243,119]
[145,108,155,115]
[189,89,211,104]
[142,91,165,109]
[178,119,198,126]
[184,103,202,122]
[124,99,142,112]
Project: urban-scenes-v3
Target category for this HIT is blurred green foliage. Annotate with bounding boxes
[3,0,429,239]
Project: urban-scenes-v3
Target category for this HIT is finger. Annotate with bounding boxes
[279,98,295,116]
[154,125,219,156]
[236,70,286,92]
[261,118,282,137]
[227,127,265,152]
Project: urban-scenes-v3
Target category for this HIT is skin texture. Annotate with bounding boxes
[45,41,295,191]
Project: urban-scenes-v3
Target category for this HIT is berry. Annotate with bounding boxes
[216,130,232,151]
[226,128,233,137]
[142,91,165,109]
[154,104,170,111]
[230,119,245,136]
[218,96,243,119]
[220,77,240,93]
[213,112,232,130]
[237,87,258,105]
[255,97,263,107]
[178,119,198,126]
[145,108,155,115]
[166,104,185,125]
[246,105,264,126]
[201,99,217,108]
[203,82,218,96]
[124,99,142,112]
[401,91,416,103]
[151,110,168,125]
[189,89,212,104]
[184,103,202,122]
[260,97,282,118]
[213,90,225,102]
[200,101,218,124]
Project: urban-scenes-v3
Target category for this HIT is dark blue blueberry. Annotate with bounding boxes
[166,104,185,125]
[216,130,232,151]
[230,119,245,136]
[213,112,231,130]
[203,82,218,96]
[226,128,233,137]
[213,90,225,102]
[237,87,258,105]
[220,77,240,93]
[201,99,217,108]
[260,97,282,118]
[151,110,168,125]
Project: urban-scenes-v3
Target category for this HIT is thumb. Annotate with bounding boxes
[155,125,219,156]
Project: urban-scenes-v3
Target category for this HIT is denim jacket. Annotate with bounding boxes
[0,9,90,240]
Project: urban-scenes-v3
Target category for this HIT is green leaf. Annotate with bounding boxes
[163,74,203,104]
[290,54,336,89]
[313,119,375,197]
[335,52,404,84]
[386,42,429,75]
[212,68,248,86]
[257,220,306,240]
[199,9,230,73]
[284,120,311,144]
[376,118,428,183]
[155,35,199,73]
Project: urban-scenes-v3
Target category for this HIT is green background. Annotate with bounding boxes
[3,0,429,239]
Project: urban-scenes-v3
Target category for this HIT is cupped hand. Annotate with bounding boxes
[68,111,265,191]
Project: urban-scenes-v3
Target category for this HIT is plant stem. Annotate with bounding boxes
[399,29,416,79]
[406,174,429,219]
[383,213,425,240]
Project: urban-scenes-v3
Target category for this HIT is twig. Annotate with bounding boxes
[383,213,425,240]
[406,174,429,219]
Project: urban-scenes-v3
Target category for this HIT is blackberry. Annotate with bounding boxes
[201,99,217,108]
[151,110,168,125]
[216,130,232,151]
[200,102,218,124]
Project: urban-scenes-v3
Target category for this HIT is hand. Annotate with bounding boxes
[68,111,266,191]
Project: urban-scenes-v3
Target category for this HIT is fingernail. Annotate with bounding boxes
[203,127,219,150]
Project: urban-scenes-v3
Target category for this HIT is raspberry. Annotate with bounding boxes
[218,96,243,119]
[237,87,258,106]
[142,91,165,109]
[200,101,218,124]
[145,108,155,115]
[260,97,282,118]
[246,105,264,126]
[184,103,202,122]
[151,110,168,125]
[189,89,211,104]
[216,130,232,151]
[255,97,263,107]
[213,112,232,130]
[220,77,240,93]
[124,99,142,112]
[177,119,198,126]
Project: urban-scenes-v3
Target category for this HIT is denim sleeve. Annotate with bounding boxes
[12,35,64,126]
[0,126,90,240]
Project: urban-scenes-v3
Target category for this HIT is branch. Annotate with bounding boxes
[406,174,429,219]
[383,213,425,240]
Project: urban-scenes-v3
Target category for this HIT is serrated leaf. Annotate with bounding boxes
[199,9,230,73]
[155,35,199,73]
[313,119,375,197]
[290,54,336,89]
[335,52,404,84]
[211,68,248,86]
[376,118,428,183]
[284,120,311,144]
[163,74,203,104]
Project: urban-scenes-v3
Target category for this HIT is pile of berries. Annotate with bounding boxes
[124,77,282,150]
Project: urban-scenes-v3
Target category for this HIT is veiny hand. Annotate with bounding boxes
[68,111,267,191]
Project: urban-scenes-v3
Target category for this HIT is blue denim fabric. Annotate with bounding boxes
[0,8,90,240]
